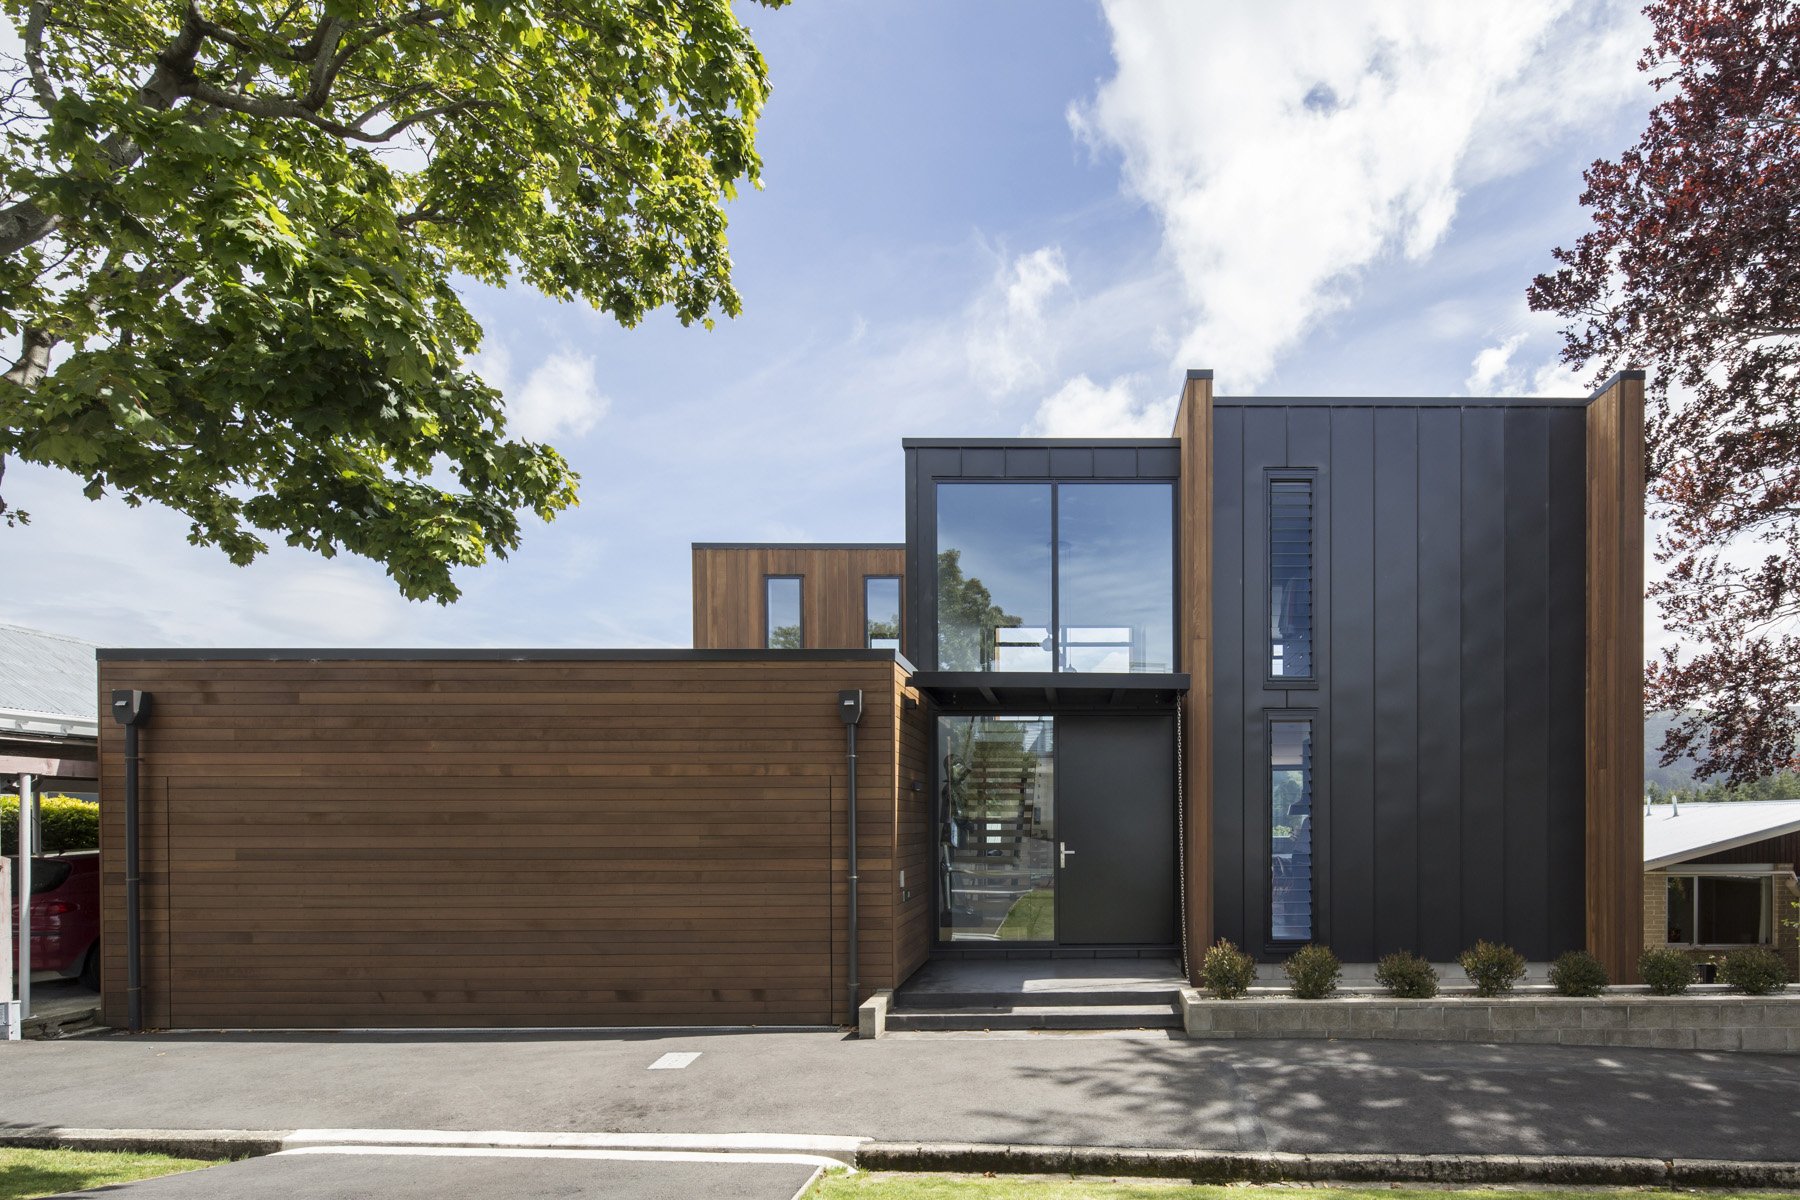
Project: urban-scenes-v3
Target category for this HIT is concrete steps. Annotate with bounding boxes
[885,959,1187,1032]
[885,1001,1182,1032]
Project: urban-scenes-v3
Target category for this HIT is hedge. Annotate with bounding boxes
[1,794,100,855]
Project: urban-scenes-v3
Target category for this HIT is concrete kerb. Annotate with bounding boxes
[0,1129,285,1161]
[856,1143,1800,1188]
[8,1129,1800,1188]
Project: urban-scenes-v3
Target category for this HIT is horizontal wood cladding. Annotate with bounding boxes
[96,656,915,1029]
[692,545,905,651]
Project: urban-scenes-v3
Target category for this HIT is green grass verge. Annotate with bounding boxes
[0,1148,214,1199]
[804,1175,1800,1200]
[994,890,1054,941]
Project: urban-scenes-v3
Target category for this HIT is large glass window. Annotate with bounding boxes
[934,481,1174,673]
[865,576,902,651]
[1665,874,1773,945]
[1270,719,1314,943]
[939,715,1056,942]
[936,484,1052,671]
[765,575,802,649]
[1269,477,1314,680]
[1058,483,1174,672]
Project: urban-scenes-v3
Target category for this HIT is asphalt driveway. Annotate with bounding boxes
[3,1030,1797,1161]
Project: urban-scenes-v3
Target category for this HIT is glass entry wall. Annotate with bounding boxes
[938,715,1056,942]
[1058,483,1175,672]
[935,485,1053,671]
[933,481,1173,673]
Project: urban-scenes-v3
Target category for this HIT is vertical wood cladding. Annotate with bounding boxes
[1174,374,1215,981]
[691,545,905,652]
[1213,400,1591,962]
[95,654,923,1030]
[1586,373,1648,982]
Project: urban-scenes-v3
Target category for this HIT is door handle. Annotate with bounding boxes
[1059,842,1074,869]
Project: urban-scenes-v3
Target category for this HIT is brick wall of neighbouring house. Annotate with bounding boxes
[1644,871,1667,951]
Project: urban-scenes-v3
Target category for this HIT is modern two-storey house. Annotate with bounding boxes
[91,370,1645,1030]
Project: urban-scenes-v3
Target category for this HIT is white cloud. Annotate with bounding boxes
[1464,331,1585,396]
[1071,0,1647,386]
[1024,373,1177,438]
[1465,333,1528,393]
[472,342,609,443]
[966,245,1073,395]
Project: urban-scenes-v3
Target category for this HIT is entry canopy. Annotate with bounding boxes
[913,671,1188,709]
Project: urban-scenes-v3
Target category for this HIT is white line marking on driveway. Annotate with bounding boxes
[281,1127,868,1162]
[277,1145,849,1170]
[649,1051,701,1070]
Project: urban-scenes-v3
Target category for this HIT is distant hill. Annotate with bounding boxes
[1644,711,1706,791]
[1643,710,1800,802]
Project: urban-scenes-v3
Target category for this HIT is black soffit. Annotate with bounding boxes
[912,672,1189,708]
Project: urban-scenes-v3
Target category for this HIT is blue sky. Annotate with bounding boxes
[2,1,1661,651]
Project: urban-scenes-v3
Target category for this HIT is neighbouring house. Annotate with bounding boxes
[1645,799,1800,981]
[1,623,99,798]
[94,370,1647,1030]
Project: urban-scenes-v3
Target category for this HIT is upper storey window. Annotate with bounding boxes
[937,484,1053,671]
[935,482,1174,673]
[865,576,902,651]
[765,575,802,649]
[1268,476,1314,681]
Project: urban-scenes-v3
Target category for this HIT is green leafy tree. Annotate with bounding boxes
[0,0,778,601]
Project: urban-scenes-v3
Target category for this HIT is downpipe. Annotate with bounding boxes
[111,690,151,1034]
[837,690,864,1025]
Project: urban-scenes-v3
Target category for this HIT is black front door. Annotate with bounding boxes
[1055,713,1179,946]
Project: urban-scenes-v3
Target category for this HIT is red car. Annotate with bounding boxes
[9,850,100,990]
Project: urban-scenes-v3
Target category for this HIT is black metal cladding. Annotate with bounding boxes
[1212,401,1587,962]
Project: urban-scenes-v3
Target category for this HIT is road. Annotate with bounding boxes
[5,1028,1798,1160]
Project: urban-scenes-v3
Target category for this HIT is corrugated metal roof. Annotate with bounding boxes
[1644,799,1800,869]
[0,622,97,723]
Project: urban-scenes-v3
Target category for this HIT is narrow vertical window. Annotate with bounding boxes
[765,576,802,649]
[1270,719,1314,942]
[865,576,902,651]
[1269,477,1314,680]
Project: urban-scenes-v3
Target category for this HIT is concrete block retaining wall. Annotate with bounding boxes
[1179,990,1800,1052]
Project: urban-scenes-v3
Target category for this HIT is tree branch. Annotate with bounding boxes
[2,324,56,390]
[21,1,57,112]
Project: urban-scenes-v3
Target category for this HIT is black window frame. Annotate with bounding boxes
[764,574,804,650]
[863,574,904,653]
[1265,708,1319,952]
[1264,468,1319,689]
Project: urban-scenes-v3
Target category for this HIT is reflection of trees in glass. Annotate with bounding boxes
[769,625,802,649]
[867,618,900,642]
[937,549,1021,670]
[1272,768,1303,827]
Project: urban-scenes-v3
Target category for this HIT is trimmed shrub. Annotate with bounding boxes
[1,794,100,855]
[1639,946,1696,995]
[1374,950,1439,999]
[1459,939,1527,997]
[1718,947,1789,995]
[1284,943,1342,999]
[1200,939,1258,999]
[1547,950,1609,997]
